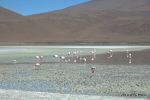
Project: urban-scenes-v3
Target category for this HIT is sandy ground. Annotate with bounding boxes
[0,89,147,100]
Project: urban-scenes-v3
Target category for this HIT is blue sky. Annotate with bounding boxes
[0,0,90,16]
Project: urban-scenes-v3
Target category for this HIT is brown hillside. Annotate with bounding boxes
[0,0,150,43]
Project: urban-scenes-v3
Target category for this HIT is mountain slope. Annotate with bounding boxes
[0,8,22,21]
[0,0,150,43]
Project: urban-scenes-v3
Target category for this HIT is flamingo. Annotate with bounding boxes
[60,56,65,60]
[91,57,95,61]
[60,56,65,63]
[126,50,129,58]
[83,57,87,63]
[34,62,41,69]
[73,59,77,63]
[129,59,132,64]
[128,53,132,59]
[128,53,132,64]
[40,56,43,58]
[35,56,40,59]
[68,52,71,55]
[90,49,96,61]
[35,55,43,61]
[12,60,17,64]
[53,54,59,58]
[35,62,41,66]
[91,66,96,73]
[107,50,113,58]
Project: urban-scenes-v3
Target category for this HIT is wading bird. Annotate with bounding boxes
[73,59,77,63]
[34,55,44,68]
[68,52,71,55]
[90,66,96,78]
[128,53,132,59]
[12,60,17,64]
[129,59,132,64]
[126,50,129,58]
[91,57,95,61]
[53,54,59,58]
[34,62,41,69]
[107,50,113,58]
[83,57,87,63]
[90,49,96,61]
[60,56,65,63]
[53,54,59,63]
[128,53,132,64]
[91,66,96,73]
[35,55,43,61]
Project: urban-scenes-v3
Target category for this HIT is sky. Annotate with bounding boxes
[0,0,90,16]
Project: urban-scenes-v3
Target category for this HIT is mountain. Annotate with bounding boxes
[0,0,150,43]
[0,8,21,20]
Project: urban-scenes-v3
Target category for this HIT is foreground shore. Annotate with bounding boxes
[0,89,147,100]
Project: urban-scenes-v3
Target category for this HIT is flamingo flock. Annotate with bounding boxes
[11,48,133,73]
[34,55,43,69]
[126,50,132,64]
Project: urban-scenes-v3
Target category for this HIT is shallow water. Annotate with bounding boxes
[0,46,150,97]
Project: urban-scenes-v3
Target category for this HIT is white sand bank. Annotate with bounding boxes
[0,89,147,100]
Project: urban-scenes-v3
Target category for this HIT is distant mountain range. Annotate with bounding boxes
[0,0,150,43]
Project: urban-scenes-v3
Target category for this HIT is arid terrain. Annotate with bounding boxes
[0,0,150,43]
